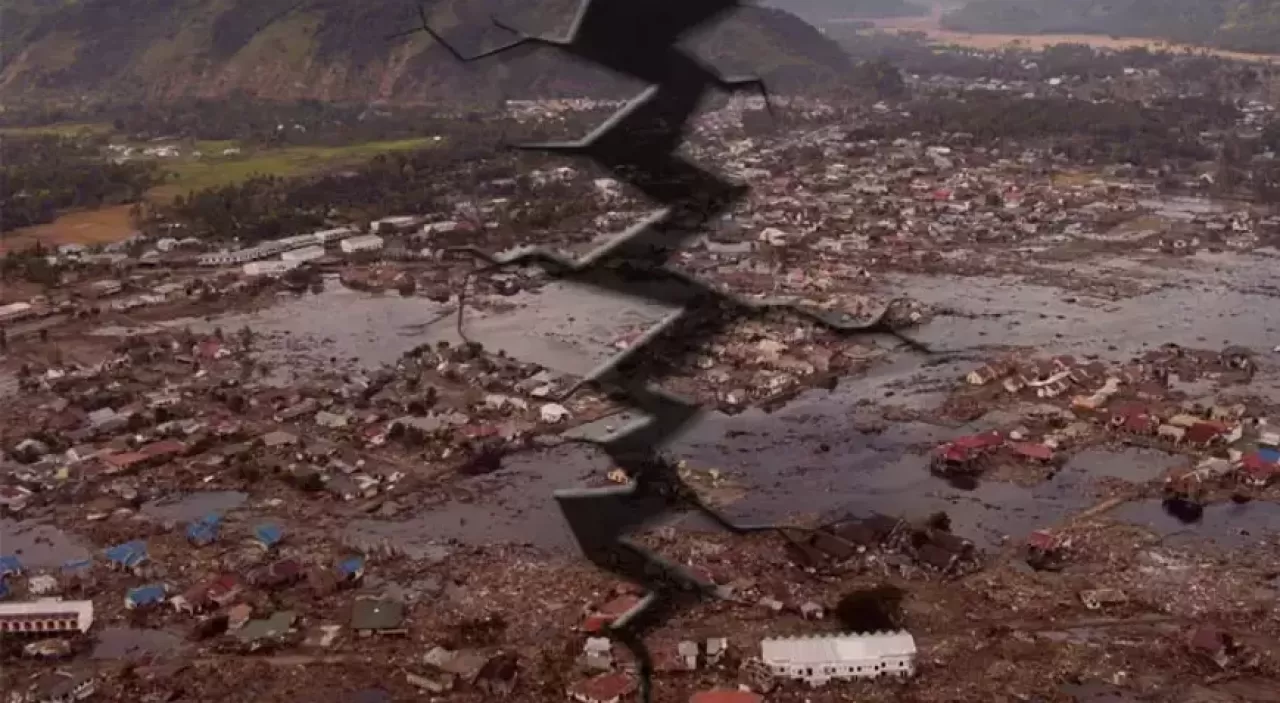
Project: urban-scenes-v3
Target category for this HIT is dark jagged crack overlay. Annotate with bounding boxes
[392,2,930,700]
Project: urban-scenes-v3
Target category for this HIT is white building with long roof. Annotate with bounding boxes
[760,630,916,686]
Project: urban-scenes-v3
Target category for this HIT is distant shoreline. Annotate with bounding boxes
[830,7,1280,64]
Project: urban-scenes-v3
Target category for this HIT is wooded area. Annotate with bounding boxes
[0,135,159,233]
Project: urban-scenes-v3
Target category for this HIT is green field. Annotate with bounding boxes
[147,137,440,202]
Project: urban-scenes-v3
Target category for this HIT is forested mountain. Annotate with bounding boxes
[0,0,853,106]
[942,0,1280,54]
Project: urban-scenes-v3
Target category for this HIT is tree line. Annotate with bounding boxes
[0,134,159,233]
[150,109,619,244]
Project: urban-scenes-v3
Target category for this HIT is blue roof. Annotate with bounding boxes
[254,524,283,547]
[186,514,222,544]
[192,513,222,527]
[105,540,149,568]
[1259,448,1280,464]
[61,558,93,573]
[127,584,166,605]
[0,555,22,575]
[338,556,366,577]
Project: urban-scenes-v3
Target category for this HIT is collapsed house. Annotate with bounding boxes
[785,512,979,575]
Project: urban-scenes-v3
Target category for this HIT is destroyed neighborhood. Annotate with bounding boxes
[4,19,1280,703]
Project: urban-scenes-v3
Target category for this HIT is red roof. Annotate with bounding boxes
[1185,422,1226,445]
[952,431,1003,450]
[1026,530,1060,551]
[1110,402,1150,419]
[196,340,225,359]
[691,691,764,703]
[583,594,642,633]
[598,594,641,618]
[569,673,637,703]
[1011,442,1054,461]
[140,440,186,459]
[1122,414,1156,433]
[460,424,498,439]
[937,445,972,463]
[208,574,241,599]
[1241,454,1280,479]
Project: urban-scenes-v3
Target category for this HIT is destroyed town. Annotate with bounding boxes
[3,1,1280,702]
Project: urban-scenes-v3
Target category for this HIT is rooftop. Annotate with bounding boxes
[760,631,917,664]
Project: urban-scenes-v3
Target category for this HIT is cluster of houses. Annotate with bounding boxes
[931,429,1057,475]
[0,521,371,644]
[959,350,1280,488]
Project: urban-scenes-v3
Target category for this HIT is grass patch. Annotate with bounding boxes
[146,137,438,202]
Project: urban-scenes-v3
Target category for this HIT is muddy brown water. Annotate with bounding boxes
[1113,499,1280,548]
[88,253,1280,556]
[0,518,92,568]
[92,276,677,378]
[1064,447,1182,484]
[141,491,248,523]
[345,372,1099,553]
[92,626,187,661]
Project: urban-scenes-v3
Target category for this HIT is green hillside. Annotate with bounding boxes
[0,0,854,105]
[942,0,1280,54]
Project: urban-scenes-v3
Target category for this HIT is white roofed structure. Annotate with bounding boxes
[281,245,325,263]
[761,631,916,685]
[243,260,300,277]
[0,600,95,634]
[339,234,384,254]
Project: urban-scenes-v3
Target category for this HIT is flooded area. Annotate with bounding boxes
[351,378,1099,553]
[95,277,675,377]
[1138,195,1233,221]
[343,444,600,554]
[142,491,248,523]
[895,271,1280,360]
[75,249,1280,567]
[0,519,92,568]
[1113,499,1280,547]
[92,627,187,661]
[1064,447,1182,484]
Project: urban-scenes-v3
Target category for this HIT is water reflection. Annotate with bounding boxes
[1113,499,1280,546]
